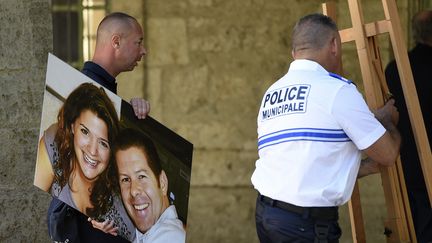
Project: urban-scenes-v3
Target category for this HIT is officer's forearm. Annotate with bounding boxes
[358,157,380,178]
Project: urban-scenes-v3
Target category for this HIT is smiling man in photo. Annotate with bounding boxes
[113,128,186,243]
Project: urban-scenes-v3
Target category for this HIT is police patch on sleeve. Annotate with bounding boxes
[261,84,310,120]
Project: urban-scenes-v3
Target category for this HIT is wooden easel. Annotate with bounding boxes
[322,0,432,242]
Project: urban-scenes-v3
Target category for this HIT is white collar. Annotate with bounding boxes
[289,59,328,73]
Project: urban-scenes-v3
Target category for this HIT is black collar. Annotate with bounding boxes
[82,61,117,94]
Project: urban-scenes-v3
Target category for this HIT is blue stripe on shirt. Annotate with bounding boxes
[328,72,352,84]
[258,128,351,150]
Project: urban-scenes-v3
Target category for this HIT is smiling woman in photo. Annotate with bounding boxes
[34,83,135,242]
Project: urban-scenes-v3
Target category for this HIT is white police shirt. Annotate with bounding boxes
[251,59,386,207]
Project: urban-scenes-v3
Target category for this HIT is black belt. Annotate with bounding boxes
[259,194,338,221]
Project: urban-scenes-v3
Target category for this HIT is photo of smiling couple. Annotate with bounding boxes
[33,54,192,243]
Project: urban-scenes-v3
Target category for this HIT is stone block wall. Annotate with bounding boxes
[0,0,52,242]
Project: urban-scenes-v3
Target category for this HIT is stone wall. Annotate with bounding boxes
[0,0,52,242]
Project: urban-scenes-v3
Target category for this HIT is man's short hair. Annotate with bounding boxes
[96,12,138,38]
[113,128,163,181]
[292,13,338,52]
[412,10,432,44]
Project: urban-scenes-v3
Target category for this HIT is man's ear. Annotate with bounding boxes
[112,34,121,49]
[330,36,339,56]
[159,170,168,195]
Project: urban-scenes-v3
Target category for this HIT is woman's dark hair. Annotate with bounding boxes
[112,127,163,192]
[54,83,119,218]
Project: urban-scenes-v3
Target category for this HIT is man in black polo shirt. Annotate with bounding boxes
[385,10,432,243]
[83,12,149,119]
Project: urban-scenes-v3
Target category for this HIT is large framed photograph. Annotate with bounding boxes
[34,53,192,242]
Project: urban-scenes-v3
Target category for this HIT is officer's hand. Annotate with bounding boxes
[374,98,399,127]
[130,98,150,119]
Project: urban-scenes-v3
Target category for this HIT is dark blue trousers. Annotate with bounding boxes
[255,195,341,243]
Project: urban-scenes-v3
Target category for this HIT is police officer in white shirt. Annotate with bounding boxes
[251,13,401,243]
